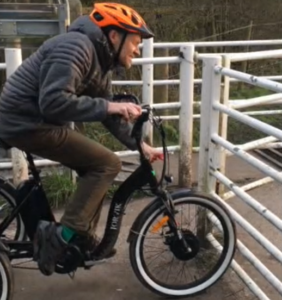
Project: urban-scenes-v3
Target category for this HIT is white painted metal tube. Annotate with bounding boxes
[214,66,282,93]
[223,176,275,200]
[210,191,282,264]
[207,233,279,298]
[132,56,181,65]
[212,134,282,183]
[236,240,282,295]
[211,170,282,231]
[139,40,282,49]
[225,136,277,156]
[230,93,282,109]
[229,49,282,62]
[213,103,282,141]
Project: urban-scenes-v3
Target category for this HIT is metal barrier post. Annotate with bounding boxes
[197,55,222,240]
[178,44,195,187]
[198,55,222,193]
[142,38,154,144]
[217,54,231,196]
[4,48,28,187]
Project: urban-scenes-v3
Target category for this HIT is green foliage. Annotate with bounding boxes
[42,169,124,209]
[42,170,146,209]
[42,169,76,209]
[227,85,282,144]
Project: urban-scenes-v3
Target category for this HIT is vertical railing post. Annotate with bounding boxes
[217,54,231,196]
[197,55,222,242]
[4,48,29,187]
[142,38,154,144]
[178,44,195,187]
[198,55,222,194]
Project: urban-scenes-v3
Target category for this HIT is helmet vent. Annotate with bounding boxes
[121,8,128,16]
[131,14,139,25]
[93,12,104,22]
[104,5,117,10]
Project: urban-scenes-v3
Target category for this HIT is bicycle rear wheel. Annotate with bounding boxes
[0,250,13,300]
[129,190,236,298]
[0,180,26,241]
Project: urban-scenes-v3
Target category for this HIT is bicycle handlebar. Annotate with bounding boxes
[112,93,169,187]
[130,107,150,140]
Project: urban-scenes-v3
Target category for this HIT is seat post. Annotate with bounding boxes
[24,152,41,182]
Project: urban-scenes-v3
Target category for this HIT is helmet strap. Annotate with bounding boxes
[102,26,128,66]
[114,32,127,65]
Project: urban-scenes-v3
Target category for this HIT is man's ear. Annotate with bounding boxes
[108,29,120,44]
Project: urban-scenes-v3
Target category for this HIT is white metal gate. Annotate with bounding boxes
[198,50,282,300]
[1,40,282,299]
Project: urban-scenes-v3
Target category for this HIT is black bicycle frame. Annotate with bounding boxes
[92,158,161,258]
[0,150,160,260]
[0,107,168,261]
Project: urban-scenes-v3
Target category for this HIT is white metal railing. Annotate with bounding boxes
[197,52,282,300]
[114,39,282,135]
[1,39,282,298]
[1,40,282,185]
[0,49,30,185]
[114,39,282,87]
[0,46,195,187]
[139,39,282,49]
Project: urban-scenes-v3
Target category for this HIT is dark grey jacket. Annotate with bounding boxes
[0,16,138,150]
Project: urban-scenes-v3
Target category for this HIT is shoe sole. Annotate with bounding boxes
[34,220,57,276]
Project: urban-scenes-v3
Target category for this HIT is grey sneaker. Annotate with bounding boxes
[33,220,67,276]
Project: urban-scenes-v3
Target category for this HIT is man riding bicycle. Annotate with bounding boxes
[0,2,162,276]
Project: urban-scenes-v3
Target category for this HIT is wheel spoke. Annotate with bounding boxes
[129,193,236,297]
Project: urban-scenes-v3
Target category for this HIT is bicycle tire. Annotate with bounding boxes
[0,180,26,241]
[129,190,236,298]
[0,250,14,300]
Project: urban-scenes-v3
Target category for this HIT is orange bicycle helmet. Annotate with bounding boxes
[89,2,154,39]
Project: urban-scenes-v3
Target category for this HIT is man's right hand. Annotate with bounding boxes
[107,102,142,122]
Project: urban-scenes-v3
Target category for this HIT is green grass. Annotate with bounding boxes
[41,170,76,209]
[42,169,147,209]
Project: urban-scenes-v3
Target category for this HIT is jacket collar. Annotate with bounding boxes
[67,15,115,72]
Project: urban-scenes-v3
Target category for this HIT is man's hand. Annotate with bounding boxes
[107,102,142,122]
[142,142,164,162]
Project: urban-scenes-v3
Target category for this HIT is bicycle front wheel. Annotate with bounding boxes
[129,190,236,298]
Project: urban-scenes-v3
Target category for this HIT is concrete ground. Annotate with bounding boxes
[8,152,282,300]
[12,198,254,300]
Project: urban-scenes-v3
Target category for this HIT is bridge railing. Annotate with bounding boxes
[198,51,282,299]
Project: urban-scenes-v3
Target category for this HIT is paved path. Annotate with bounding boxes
[12,198,254,300]
[9,152,281,300]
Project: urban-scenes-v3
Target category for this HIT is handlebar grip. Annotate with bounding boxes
[131,108,150,139]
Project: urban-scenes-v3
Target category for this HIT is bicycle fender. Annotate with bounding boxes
[127,188,192,243]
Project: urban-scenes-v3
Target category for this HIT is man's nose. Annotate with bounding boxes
[134,47,140,57]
